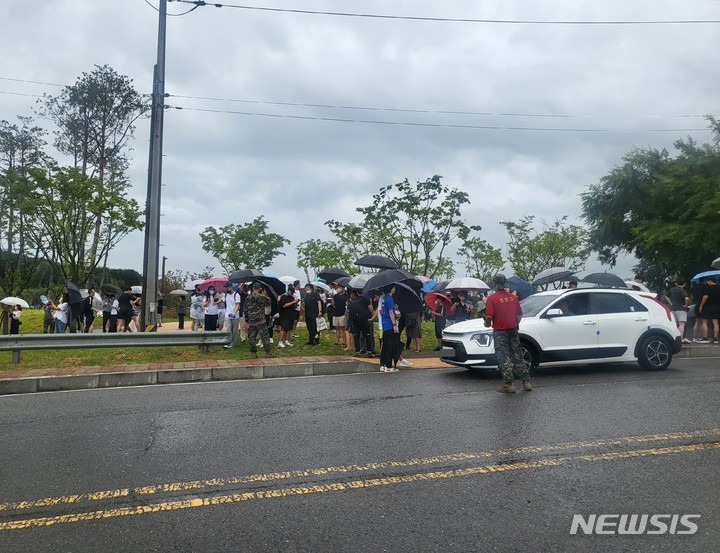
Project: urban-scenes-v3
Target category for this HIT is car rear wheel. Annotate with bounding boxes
[638,335,672,370]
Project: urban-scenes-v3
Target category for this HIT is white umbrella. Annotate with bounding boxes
[184,278,205,290]
[443,276,490,292]
[712,257,720,270]
[279,276,298,285]
[168,289,189,296]
[347,272,377,291]
[311,281,332,293]
[0,297,30,308]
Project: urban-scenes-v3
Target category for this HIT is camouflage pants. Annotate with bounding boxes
[494,329,530,383]
[248,324,271,353]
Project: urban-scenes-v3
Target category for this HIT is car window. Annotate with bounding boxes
[590,292,648,314]
[564,293,590,316]
[520,294,560,317]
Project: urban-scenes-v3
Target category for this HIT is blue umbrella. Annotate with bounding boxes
[422,279,438,293]
[691,269,720,282]
[508,275,533,300]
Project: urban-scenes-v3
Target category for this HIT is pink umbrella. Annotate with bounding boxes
[416,275,431,283]
[197,277,229,292]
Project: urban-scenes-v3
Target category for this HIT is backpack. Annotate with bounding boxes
[349,297,371,321]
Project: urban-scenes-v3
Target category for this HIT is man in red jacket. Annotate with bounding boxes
[485,273,532,393]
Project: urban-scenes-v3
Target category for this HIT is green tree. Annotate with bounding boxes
[296,239,354,282]
[500,216,589,283]
[0,117,49,295]
[581,120,720,286]
[458,228,505,282]
[22,166,144,286]
[38,65,149,275]
[199,217,290,274]
[327,175,471,278]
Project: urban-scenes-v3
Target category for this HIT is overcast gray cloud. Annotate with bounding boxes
[2,0,718,281]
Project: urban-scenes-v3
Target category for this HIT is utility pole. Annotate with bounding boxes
[141,0,167,331]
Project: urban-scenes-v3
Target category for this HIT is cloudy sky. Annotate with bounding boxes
[2,0,718,282]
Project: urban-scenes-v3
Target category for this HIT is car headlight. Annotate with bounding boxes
[470,333,492,347]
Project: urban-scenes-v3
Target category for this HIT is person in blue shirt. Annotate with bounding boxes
[379,285,399,372]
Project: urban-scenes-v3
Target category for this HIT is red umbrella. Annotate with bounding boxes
[424,292,452,313]
[197,277,229,292]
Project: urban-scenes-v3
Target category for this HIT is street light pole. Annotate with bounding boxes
[141,0,167,331]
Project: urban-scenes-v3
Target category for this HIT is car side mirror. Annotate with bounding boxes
[545,308,563,318]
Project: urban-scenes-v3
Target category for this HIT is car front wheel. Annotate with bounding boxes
[638,335,672,370]
[519,342,538,371]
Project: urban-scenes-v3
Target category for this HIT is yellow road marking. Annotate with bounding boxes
[1,428,718,513]
[1,441,718,531]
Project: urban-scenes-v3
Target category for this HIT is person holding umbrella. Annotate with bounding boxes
[9,305,22,335]
[428,294,449,351]
[244,282,275,358]
[484,274,532,393]
[378,284,399,372]
[303,283,323,346]
[48,292,71,334]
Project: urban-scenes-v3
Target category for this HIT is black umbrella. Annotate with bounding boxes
[228,268,263,283]
[508,276,533,300]
[255,275,286,296]
[363,269,421,293]
[531,267,575,288]
[64,280,83,304]
[581,272,626,288]
[318,267,350,282]
[335,276,351,287]
[355,255,399,270]
[251,281,279,315]
[100,283,123,297]
[432,280,450,292]
[392,282,423,313]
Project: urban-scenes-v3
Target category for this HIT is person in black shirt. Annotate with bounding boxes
[303,284,322,345]
[698,276,720,343]
[277,284,299,348]
[117,286,138,332]
[82,288,98,333]
[332,287,349,348]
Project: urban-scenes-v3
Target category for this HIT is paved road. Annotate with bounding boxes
[1,358,718,552]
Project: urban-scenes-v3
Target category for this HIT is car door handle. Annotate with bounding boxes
[634,317,648,321]
[583,321,596,325]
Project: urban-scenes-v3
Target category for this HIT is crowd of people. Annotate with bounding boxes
[14,271,719,359]
[174,278,487,370]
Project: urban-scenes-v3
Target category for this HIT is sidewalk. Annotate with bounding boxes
[1,330,715,396]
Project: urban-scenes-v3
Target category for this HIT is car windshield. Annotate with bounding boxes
[520,294,561,317]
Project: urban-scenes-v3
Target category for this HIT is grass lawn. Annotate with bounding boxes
[1,310,445,371]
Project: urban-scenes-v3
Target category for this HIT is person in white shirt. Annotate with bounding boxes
[222,281,241,348]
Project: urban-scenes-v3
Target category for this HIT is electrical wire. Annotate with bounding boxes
[166,93,708,120]
[0,78,710,121]
[167,0,720,25]
[165,104,709,132]
[144,0,200,16]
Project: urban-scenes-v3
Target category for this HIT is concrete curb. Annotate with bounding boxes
[0,359,373,396]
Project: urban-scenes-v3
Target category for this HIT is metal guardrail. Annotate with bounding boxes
[0,331,232,364]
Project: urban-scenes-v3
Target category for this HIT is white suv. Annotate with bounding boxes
[440,288,681,371]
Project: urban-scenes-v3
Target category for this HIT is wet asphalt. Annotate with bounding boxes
[0,357,718,552]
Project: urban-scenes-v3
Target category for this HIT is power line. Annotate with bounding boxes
[167,0,720,25]
[165,104,709,132]
[166,93,709,120]
[0,91,43,99]
[0,77,64,88]
[143,0,200,16]
[0,77,711,120]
